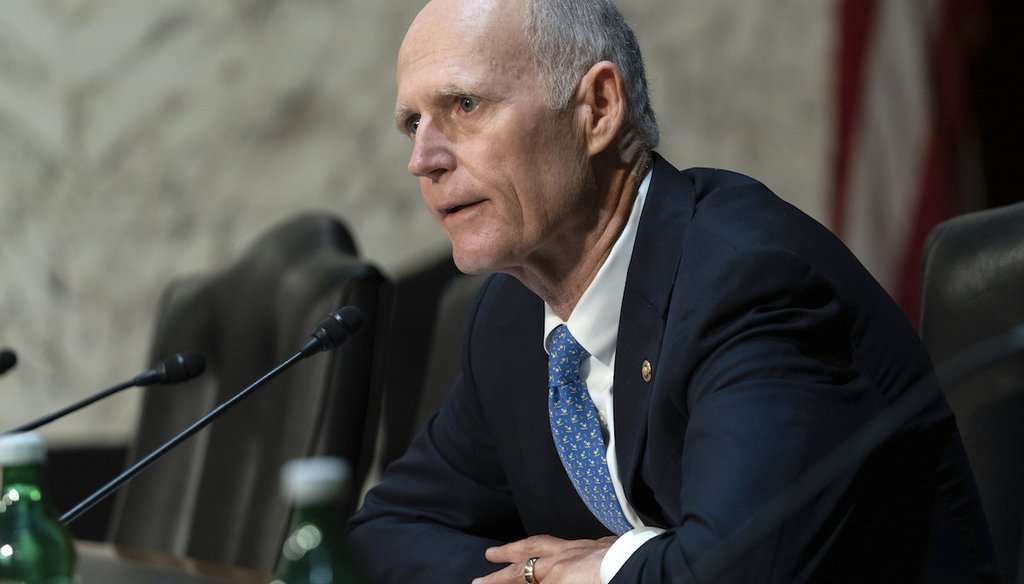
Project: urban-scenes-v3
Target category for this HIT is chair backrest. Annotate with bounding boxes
[920,201,1024,584]
[413,273,488,432]
[374,253,463,471]
[107,212,391,573]
[362,259,485,499]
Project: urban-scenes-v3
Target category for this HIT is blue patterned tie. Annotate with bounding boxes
[547,325,632,535]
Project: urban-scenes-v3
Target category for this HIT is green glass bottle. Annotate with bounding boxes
[0,432,76,584]
[271,457,366,584]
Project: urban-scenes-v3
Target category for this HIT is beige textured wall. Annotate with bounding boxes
[0,0,833,444]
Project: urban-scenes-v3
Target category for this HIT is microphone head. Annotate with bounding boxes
[298,306,365,358]
[0,349,16,376]
[135,352,207,386]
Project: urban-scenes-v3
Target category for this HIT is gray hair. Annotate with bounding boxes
[524,0,660,149]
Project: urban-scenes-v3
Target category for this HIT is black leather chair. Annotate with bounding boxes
[413,273,488,433]
[920,201,1024,584]
[374,253,463,472]
[107,212,391,573]
[365,254,487,494]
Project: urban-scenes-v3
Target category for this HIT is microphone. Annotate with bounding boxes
[3,352,206,435]
[132,351,207,386]
[0,349,16,376]
[298,305,365,358]
[59,306,365,525]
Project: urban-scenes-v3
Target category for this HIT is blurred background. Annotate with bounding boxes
[0,0,1020,455]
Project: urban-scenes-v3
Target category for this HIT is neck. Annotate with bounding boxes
[512,150,650,320]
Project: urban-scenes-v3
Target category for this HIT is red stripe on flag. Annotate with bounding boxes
[833,0,879,233]
[834,0,984,325]
[896,0,980,322]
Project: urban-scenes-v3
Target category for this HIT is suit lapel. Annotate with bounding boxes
[613,154,695,520]
[493,276,611,536]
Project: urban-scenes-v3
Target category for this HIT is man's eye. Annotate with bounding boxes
[459,97,477,113]
[406,115,421,134]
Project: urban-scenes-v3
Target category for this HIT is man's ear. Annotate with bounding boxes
[574,61,627,156]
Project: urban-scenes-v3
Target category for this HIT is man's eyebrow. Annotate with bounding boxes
[394,85,485,133]
[394,104,416,133]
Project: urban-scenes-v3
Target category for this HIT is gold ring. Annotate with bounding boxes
[523,556,539,584]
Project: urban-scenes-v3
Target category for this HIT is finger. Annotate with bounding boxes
[485,534,560,563]
[484,543,517,563]
[472,561,526,584]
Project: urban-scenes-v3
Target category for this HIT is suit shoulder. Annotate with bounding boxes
[682,166,770,197]
[677,167,838,257]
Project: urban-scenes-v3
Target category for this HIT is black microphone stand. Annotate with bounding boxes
[60,351,302,525]
[3,352,205,435]
[5,379,136,434]
[59,305,363,525]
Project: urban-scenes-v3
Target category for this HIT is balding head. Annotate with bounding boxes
[401,0,659,150]
[399,0,530,83]
[394,0,651,310]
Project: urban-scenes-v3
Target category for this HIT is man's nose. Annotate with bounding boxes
[408,121,455,181]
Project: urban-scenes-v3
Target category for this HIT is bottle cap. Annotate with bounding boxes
[0,432,46,466]
[280,457,351,505]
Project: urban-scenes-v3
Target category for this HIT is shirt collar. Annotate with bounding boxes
[544,166,653,364]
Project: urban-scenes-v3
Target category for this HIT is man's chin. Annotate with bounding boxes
[450,248,502,276]
[451,256,492,276]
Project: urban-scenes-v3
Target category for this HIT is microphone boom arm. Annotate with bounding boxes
[58,306,363,526]
[5,379,136,434]
[60,351,304,525]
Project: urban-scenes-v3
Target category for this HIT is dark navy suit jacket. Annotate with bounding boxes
[349,155,997,583]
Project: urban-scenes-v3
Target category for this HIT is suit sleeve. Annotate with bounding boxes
[347,278,525,583]
[613,245,899,583]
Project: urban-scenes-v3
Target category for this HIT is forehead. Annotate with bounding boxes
[402,0,526,53]
[396,0,534,102]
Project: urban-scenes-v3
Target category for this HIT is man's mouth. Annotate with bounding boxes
[441,200,482,217]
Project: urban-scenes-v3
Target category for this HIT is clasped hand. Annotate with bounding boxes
[472,534,617,584]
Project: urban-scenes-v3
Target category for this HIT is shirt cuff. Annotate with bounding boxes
[599,527,666,584]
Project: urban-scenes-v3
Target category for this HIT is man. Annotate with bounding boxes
[349,0,997,582]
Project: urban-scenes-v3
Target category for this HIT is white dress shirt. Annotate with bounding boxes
[542,167,665,583]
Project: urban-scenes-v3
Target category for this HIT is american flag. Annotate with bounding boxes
[832,0,985,324]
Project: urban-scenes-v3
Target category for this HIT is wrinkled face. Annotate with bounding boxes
[395,0,593,276]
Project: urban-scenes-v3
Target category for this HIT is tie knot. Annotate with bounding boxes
[548,325,587,388]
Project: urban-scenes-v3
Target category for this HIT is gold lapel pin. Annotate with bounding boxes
[641,360,653,383]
